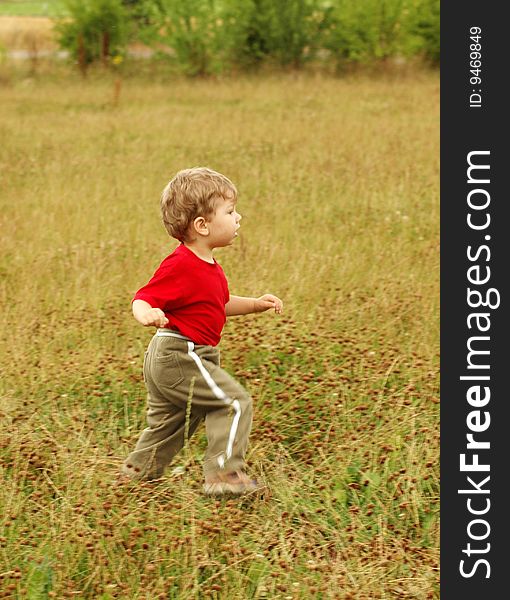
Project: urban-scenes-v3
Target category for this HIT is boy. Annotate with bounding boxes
[121,167,283,495]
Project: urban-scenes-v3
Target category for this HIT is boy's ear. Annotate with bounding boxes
[193,216,209,237]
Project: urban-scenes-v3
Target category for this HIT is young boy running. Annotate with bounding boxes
[121,167,283,495]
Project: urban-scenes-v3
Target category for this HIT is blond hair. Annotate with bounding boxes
[160,167,237,241]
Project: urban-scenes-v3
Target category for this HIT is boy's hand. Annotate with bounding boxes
[139,308,169,328]
[254,294,283,314]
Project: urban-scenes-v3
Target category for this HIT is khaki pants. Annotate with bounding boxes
[123,331,253,479]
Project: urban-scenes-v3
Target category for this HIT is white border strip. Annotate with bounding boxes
[186,341,241,469]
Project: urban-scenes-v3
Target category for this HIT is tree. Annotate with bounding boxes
[56,0,129,73]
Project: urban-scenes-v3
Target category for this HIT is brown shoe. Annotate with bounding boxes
[116,465,164,485]
[203,470,266,496]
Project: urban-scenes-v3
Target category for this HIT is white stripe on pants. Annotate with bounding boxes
[186,341,241,469]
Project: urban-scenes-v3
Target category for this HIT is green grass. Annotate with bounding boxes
[0,69,439,599]
[0,1,65,17]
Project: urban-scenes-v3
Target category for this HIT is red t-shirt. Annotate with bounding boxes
[133,244,230,346]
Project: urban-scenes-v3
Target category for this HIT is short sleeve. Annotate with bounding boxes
[132,259,189,310]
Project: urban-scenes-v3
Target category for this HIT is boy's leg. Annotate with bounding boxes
[173,342,253,478]
[122,335,253,481]
[122,385,202,480]
[122,339,202,480]
[202,382,252,477]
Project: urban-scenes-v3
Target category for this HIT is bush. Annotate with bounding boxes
[136,0,327,73]
[219,0,272,69]
[56,0,129,73]
[54,0,439,75]
[321,0,408,68]
[222,0,326,69]
[138,0,223,76]
[258,0,325,68]
[410,0,440,64]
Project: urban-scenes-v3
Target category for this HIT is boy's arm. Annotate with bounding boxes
[132,299,169,327]
[226,294,283,317]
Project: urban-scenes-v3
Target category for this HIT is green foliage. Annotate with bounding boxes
[55,0,129,70]
[321,0,408,68]
[52,0,439,73]
[138,0,223,76]
[411,0,440,64]
[26,559,54,599]
[220,0,327,69]
[219,0,271,69]
[262,0,325,67]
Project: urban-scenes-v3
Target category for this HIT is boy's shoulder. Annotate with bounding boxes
[158,244,188,269]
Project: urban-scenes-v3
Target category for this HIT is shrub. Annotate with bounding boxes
[258,0,325,68]
[139,0,327,73]
[222,0,326,69]
[56,0,129,73]
[321,0,408,69]
[139,0,223,76]
[219,0,272,69]
[410,0,440,64]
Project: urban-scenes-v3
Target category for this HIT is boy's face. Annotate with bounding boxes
[205,196,242,248]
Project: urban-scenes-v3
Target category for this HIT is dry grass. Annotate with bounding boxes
[0,16,57,51]
[0,70,439,599]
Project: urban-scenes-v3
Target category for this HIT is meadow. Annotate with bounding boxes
[0,67,439,598]
[0,2,64,17]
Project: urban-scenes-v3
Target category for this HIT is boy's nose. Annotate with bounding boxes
[236,212,242,222]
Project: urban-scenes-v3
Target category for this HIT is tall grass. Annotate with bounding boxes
[0,70,439,598]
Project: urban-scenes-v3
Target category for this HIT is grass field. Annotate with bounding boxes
[0,15,57,52]
[0,1,64,17]
[0,70,439,598]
